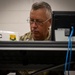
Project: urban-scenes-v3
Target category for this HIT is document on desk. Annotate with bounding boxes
[7,73,16,75]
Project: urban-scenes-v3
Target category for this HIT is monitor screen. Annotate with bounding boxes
[51,11,75,41]
[0,41,75,74]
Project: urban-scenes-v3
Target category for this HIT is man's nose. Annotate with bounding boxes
[31,22,37,27]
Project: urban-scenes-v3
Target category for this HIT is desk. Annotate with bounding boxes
[0,41,75,71]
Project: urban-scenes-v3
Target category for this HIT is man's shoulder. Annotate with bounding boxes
[19,32,32,41]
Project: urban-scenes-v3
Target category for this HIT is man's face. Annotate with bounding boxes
[30,8,51,40]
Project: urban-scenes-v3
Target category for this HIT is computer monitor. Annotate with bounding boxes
[51,11,75,41]
[0,41,75,74]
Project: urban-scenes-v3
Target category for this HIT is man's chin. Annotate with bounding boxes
[33,36,44,40]
[34,38,41,41]
[32,35,40,40]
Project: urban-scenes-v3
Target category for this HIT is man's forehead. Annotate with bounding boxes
[30,9,48,19]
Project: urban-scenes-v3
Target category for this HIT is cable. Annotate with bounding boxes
[30,62,74,75]
[68,27,74,75]
[64,26,74,75]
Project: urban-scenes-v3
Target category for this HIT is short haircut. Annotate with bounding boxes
[31,1,52,18]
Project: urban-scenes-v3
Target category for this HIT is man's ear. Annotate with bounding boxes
[48,19,52,27]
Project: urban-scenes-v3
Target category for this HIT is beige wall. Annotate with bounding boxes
[0,1,75,74]
[0,0,75,36]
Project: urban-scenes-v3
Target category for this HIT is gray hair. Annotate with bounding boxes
[31,1,52,19]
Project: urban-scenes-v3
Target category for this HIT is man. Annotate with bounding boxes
[19,1,53,75]
[20,1,52,41]
[19,1,64,75]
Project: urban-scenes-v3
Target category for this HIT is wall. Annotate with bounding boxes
[0,0,75,74]
[0,0,75,36]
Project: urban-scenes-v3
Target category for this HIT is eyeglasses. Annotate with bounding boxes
[27,18,50,25]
